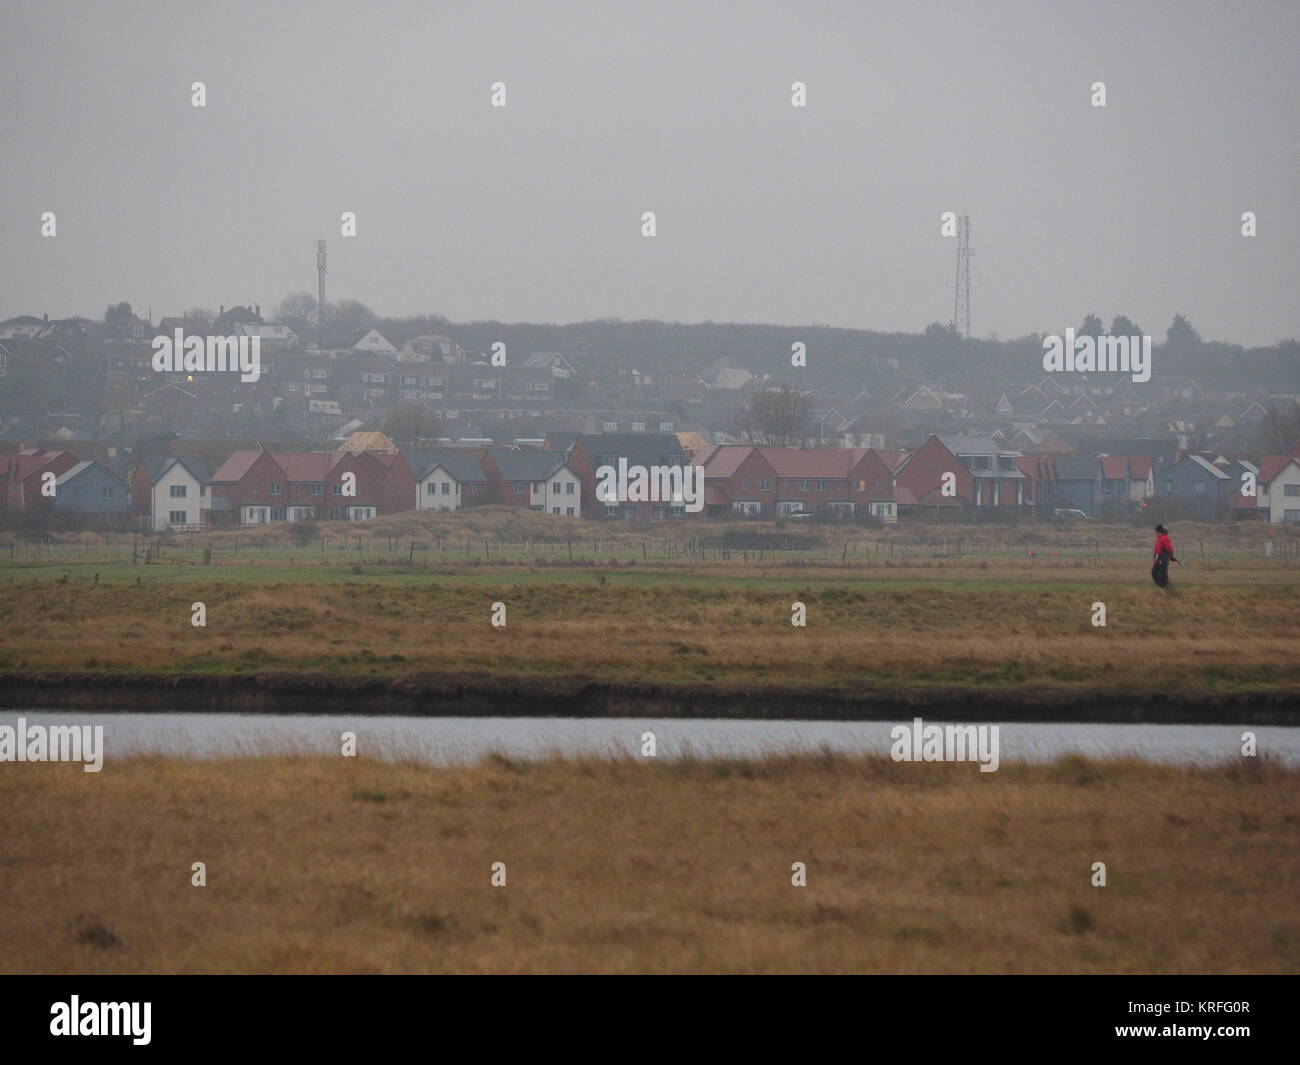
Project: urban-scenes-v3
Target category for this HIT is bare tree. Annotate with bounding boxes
[1256,400,1300,453]
[733,383,813,446]
[275,292,318,333]
[383,403,442,450]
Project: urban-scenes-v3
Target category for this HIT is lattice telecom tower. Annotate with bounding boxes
[951,212,972,338]
[316,239,328,348]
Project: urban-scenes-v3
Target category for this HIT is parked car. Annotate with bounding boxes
[1052,507,1093,520]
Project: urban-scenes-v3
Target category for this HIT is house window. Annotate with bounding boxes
[632,422,645,432]
[169,484,187,498]
[271,483,282,495]
[566,507,574,516]
[425,483,435,495]
[200,486,207,496]
[604,504,619,518]
[760,480,770,491]
[1284,485,1300,497]
[553,480,562,492]
[659,422,672,431]
[332,484,344,496]
[102,487,113,499]
[741,480,750,490]
[1194,482,1206,494]
[552,507,561,514]
[169,510,187,525]
[271,508,286,521]
[311,484,323,495]
[816,480,827,491]
[534,481,544,492]
[799,480,811,491]
[249,483,258,494]
[604,422,618,432]
[441,482,451,495]
[857,480,865,491]
[566,481,575,495]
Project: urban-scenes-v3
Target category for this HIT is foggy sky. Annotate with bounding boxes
[2,0,1297,347]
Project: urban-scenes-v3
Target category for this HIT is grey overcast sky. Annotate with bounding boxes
[1,0,1296,346]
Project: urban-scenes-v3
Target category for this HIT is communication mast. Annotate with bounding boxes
[951,212,972,338]
[316,240,328,349]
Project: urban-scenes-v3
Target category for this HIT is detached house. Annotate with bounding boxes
[53,461,130,515]
[131,455,210,531]
[403,450,490,511]
[1154,454,1230,515]
[1257,455,1300,524]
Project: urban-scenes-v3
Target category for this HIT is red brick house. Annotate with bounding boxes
[893,436,972,515]
[271,451,383,521]
[208,450,290,525]
[698,445,778,516]
[758,448,860,517]
[0,448,79,512]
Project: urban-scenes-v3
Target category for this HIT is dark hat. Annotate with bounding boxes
[1155,524,1167,533]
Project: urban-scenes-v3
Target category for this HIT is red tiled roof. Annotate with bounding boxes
[1258,455,1300,483]
[270,452,335,482]
[1099,456,1129,480]
[700,445,753,478]
[874,449,906,472]
[13,449,65,479]
[704,485,731,506]
[1128,456,1152,479]
[758,448,856,478]
[210,449,266,482]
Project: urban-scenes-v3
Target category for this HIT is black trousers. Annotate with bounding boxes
[1151,558,1169,587]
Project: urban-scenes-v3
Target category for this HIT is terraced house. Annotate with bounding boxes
[481,448,581,515]
[208,449,382,525]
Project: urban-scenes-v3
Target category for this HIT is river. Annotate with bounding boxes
[7,711,1298,766]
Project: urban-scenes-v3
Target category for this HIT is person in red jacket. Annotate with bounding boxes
[1151,524,1179,590]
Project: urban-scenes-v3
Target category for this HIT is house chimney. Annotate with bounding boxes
[219,305,225,317]
[43,313,48,323]
[255,304,261,317]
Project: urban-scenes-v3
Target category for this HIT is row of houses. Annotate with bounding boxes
[5,431,1300,528]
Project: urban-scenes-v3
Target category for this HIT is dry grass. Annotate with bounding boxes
[2,753,1296,973]
[2,570,1298,700]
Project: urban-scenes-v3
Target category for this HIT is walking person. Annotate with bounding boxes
[1151,523,1180,592]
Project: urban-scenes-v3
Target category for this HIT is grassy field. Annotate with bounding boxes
[3,511,1299,714]
[2,751,1295,974]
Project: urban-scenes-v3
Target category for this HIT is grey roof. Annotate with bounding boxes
[488,448,570,482]
[1054,457,1102,480]
[404,449,487,483]
[55,460,125,487]
[937,434,1000,456]
[580,432,686,468]
[1180,454,1229,479]
[147,455,210,484]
